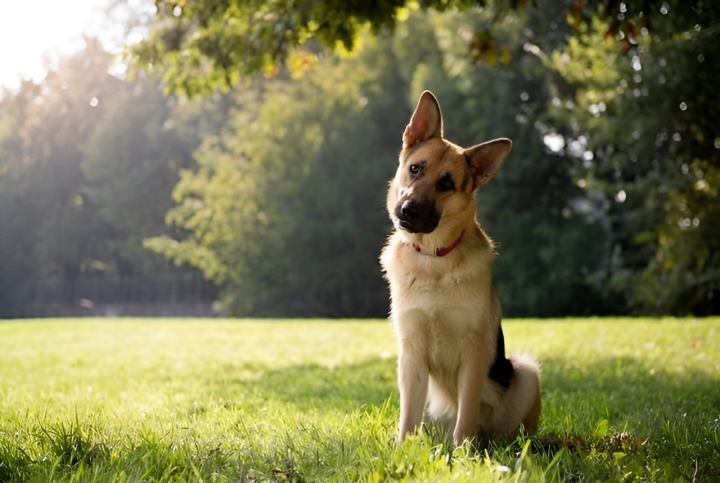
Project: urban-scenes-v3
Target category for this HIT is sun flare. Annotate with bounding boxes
[0,0,116,88]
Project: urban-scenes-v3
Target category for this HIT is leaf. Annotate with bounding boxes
[594,419,609,438]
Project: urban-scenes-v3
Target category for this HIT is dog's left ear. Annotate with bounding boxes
[403,91,443,148]
[464,138,512,188]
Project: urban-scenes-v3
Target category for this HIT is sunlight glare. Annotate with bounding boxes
[0,0,115,89]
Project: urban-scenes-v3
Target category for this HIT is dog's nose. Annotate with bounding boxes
[400,200,419,221]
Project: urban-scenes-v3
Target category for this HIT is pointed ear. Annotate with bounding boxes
[403,91,443,148]
[464,138,512,188]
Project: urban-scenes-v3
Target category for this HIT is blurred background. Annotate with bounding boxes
[0,0,717,318]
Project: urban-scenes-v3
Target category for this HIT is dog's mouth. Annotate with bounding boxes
[398,220,435,233]
[398,219,437,234]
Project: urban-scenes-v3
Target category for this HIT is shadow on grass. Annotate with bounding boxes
[210,353,719,419]
[206,357,398,413]
[541,355,720,422]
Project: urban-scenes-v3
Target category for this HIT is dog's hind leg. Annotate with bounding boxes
[522,377,541,433]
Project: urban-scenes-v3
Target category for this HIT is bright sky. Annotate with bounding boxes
[0,0,134,89]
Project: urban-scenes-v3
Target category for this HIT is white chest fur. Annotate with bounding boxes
[381,232,496,319]
[381,231,499,363]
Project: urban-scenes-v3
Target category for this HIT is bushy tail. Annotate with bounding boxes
[491,352,541,435]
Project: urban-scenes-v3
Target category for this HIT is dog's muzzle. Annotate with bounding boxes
[395,199,440,234]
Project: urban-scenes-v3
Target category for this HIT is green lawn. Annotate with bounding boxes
[0,318,718,481]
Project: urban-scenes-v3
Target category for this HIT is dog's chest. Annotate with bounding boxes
[383,235,499,383]
[390,258,493,334]
[385,242,493,311]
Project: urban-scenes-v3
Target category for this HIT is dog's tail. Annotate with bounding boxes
[491,352,541,435]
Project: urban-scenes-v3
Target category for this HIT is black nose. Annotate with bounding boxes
[400,200,419,221]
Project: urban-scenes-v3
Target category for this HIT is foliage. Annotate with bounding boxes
[2,1,718,317]
[149,6,615,317]
[546,3,720,314]
[0,42,213,316]
[411,6,611,315]
[0,318,718,480]
[0,40,122,315]
[130,0,528,95]
[81,74,197,275]
[146,37,407,316]
[130,1,710,95]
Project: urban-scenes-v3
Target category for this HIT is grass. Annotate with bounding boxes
[0,318,718,482]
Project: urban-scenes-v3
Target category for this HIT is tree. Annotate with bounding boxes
[146,35,409,316]
[145,5,618,317]
[82,74,199,276]
[0,40,218,316]
[130,0,551,95]
[547,5,720,314]
[131,1,712,94]
[144,0,719,315]
[0,81,46,315]
[390,6,611,315]
[0,40,124,315]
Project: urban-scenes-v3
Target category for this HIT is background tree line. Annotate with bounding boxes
[0,40,221,316]
[0,0,718,317]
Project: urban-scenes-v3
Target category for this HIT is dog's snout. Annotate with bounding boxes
[395,199,440,234]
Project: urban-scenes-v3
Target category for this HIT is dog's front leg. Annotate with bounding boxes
[453,337,486,446]
[397,340,429,441]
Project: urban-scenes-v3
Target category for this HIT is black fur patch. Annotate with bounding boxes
[436,173,455,192]
[488,325,514,388]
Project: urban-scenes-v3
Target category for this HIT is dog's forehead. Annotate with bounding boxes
[401,139,465,172]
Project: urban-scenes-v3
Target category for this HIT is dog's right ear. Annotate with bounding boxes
[403,91,443,149]
[464,138,512,189]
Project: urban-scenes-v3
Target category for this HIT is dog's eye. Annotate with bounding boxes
[437,174,455,192]
[409,163,421,175]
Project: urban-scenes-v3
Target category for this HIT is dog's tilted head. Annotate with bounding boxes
[387,91,512,237]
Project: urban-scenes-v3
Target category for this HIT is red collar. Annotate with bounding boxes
[413,231,465,257]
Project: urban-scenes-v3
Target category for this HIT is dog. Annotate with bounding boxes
[380,91,541,446]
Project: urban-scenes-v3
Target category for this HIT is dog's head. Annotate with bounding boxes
[387,91,512,236]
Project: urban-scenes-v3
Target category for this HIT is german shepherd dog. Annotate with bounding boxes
[380,91,541,446]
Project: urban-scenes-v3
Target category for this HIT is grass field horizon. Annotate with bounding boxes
[1,317,718,481]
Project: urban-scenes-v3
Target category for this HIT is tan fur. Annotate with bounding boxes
[380,91,541,446]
